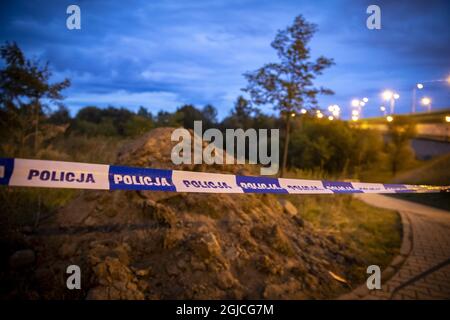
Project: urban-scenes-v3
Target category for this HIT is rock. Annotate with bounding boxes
[191,232,221,259]
[135,268,150,277]
[279,199,298,216]
[113,244,130,265]
[106,257,131,281]
[84,216,96,226]
[257,255,283,275]
[9,249,35,269]
[163,228,184,249]
[143,200,176,227]
[190,257,206,271]
[216,271,236,290]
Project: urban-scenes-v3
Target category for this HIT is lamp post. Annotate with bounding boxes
[382,90,400,114]
[351,98,366,120]
[412,76,450,113]
[412,83,424,113]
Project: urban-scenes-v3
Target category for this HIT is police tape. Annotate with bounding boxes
[0,158,448,194]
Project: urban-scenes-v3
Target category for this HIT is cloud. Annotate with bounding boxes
[1,0,449,119]
[65,90,184,113]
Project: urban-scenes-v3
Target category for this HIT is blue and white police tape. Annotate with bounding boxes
[0,158,448,194]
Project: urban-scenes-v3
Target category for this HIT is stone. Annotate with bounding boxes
[279,199,298,216]
[84,216,96,226]
[191,232,221,259]
[9,249,35,269]
[135,268,150,277]
[216,271,236,290]
[113,245,130,265]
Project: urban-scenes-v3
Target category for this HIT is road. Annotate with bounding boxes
[341,194,450,300]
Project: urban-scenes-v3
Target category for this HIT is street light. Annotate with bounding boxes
[445,115,450,123]
[351,99,360,107]
[382,90,393,101]
[300,108,307,114]
[362,97,369,103]
[328,115,334,121]
[327,104,340,118]
[317,112,323,119]
[352,110,360,116]
[351,115,359,121]
[386,115,394,122]
[421,97,432,112]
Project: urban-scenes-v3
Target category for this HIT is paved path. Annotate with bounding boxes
[342,194,450,300]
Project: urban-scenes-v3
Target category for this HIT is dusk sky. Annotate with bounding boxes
[1,0,449,119]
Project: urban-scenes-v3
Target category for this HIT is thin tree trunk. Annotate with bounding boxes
[280,113,291,177]
[34,99,39,155]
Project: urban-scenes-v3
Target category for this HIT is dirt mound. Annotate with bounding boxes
[3,128,360,299]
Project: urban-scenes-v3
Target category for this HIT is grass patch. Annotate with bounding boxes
[284,194,402,283]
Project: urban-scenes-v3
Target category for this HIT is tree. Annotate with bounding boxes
[48,104,71,125]
[386,117,416,176]
[0,42,70,155]
[243,15,334,176]
[202,104,218,128]
[137,106,153,119]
